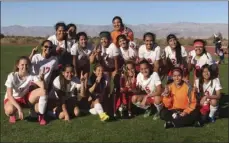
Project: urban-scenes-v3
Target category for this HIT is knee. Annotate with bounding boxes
[74,107,80,117]
[154,96,162,105]
[4,106,16,116]
[34,103,39,113]
[210,99,218,106]
[59,112,65,119]
[131,95,137,103]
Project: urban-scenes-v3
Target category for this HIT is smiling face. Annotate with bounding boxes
[100,37,109,48]
[168,38,177,49]
[68,26,77,37]
[113,18,122,31]
[41,41,52,57]
[118,38,128,48]
[94,66,104,77]
[62,67,74,81]
[17,59,30,75]
[202,67,210,80]
[126,63,135,77]
[56,26,66,40]
[144,35,153,50]
[140,63,150,78]
[79,35,87,48]
[172,70,182,85]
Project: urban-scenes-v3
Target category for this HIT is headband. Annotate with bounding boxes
[194,41,204,47]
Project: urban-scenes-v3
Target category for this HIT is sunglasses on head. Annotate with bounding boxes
[44,45,52,49]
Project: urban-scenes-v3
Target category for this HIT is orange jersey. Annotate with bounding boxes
[111,27,134,46]
[162,82,197,114]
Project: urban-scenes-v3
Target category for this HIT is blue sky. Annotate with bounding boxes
[1,1,228,26]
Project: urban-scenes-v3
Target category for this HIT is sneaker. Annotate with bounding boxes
[143,108,152,118]
[209,117,216,123]
[164,121,175,129]
[89,108,97,115]
[193,121,202,127]
[38,115,47,126]
[153,112,160,120]
[9,116,16,124]
[99,112,109,121]
[29,108,38,118]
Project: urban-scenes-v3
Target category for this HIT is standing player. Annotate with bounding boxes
[138,32,161,73]
[71,32,94,88]
[48,22,72,65]
[163,34,188,81]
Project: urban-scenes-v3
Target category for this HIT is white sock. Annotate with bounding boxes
[154,103,163,113]
[38,95,48,114]
[209,105,218,118]
[94,103,104,114]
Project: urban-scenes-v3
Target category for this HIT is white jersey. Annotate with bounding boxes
[100,43,120,68]
[195,78,222,96]
[120,44,137,61]
[48,35,72,53]
[31,54,58,85]
[4,72,39,99]
[191,52,213,69]
[136,72,161,94]
[71,42,94,67]
[189,50,196,59]
[138,44,161,64]
[51,76,81,100]
[164,45,187,65]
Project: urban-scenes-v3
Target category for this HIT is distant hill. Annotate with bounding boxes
[1,22,228,39]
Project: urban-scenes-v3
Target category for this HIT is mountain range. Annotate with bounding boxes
[1,22,228,39]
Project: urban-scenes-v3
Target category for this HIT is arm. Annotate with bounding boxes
[6,88,22,112]
[72,55,78,76]
[89,81,98,94]
[153,60,160,73]
[183,90,197,114]
[55,89,69,119]
[29,46,38,61]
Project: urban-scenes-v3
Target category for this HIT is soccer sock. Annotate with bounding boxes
[154,103,163,113]
[94,103,104,115]
[38,95,48,115]
[209,105,218,118]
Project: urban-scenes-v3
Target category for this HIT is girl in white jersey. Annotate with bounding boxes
[117,34,137,63]
[48,22,72,65]
[4,56,47,125]
[138,32,161,73]
[131,60,163,119]
[71,32,93,88]
[29,40,59,92]
[194,64,222,123]
[163,34,188,82]
[188,39,214,82]
[48,64,85,121]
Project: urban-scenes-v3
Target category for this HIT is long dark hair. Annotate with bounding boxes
[143,32,158,50]
[198,64,214,96]
[59,64,74,92]
[112,16,124,28]
[167,34,182,64]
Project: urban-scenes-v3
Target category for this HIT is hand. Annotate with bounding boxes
[96,75,102,83]
[80,71,85,82]
[162,86,170,97]
[32,46,38,55]
[180,112,187,117]
[18,108,24,120]
[64,114,70,121]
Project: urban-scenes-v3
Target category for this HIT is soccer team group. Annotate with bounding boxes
[3,16,224,129]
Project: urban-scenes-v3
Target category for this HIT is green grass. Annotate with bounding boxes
[1,45,228,142]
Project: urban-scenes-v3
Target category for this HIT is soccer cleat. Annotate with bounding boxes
[164,121,175,129]
[99,112,109,121]
[153,112,160,120]
[89,108,97,115]
[9,116,16,124]
[209,117,216,123]
[143,108,152,118]
[38,115,47,126]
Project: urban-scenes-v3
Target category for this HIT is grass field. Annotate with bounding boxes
[0,45,228,142]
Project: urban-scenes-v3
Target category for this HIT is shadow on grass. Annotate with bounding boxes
[218,93,229,118]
